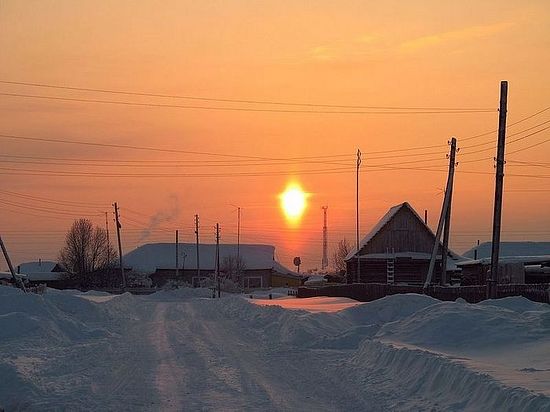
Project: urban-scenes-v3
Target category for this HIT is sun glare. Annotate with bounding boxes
[280,183,308,224]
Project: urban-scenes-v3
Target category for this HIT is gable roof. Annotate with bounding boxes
[345,202,463,261]
[18,261,57,273]
[123,243,297,275]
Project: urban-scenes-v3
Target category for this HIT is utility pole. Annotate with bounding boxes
[424,137,457,289]
[195,214,200,281]
[474,239,480,260]
[113,202,126,290]
[105,212,111,269]
[215,223,220,298]
[356,149,362,283]
[489,80,508,299]
[236,206,241,285]
[424,210,428,225]
[441,138,457,285]
[321,206,328,270]
[0,236,26,292]
[175,230,179,280]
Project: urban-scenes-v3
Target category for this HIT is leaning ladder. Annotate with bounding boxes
[386,247,395,284]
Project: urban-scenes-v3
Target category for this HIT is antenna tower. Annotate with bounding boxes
[321,206,328,270]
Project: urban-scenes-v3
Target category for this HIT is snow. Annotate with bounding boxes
[463,241,550,259]
[123,243,298,276]
[344,202,404,260]
[18,260,58,273]
[1,285,549,411]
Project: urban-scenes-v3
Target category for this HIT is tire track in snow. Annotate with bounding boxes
[150,303,185,411]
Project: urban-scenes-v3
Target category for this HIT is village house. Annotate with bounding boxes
[345,202,464,285]
[459,241,550,285]
[122,243,302,288]
[16,260,71,288]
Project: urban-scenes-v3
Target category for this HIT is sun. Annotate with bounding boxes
[280,183,309,224]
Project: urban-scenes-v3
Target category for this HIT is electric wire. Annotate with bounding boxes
[0,79,496,111]
[0,92,496,114]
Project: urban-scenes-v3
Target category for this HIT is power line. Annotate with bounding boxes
[0,133,355,161]
[0,153,353,165]
[0,188,109,208]
[0,92,496,114]
[0,79,496,111]
[460,106,550,142]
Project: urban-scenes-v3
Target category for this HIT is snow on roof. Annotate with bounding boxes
[345,202,463,262]
[463,242,550,260]
[457,255,550,267]
[18,261,57,273]
[345,203,404,261]
[123,243,298,275]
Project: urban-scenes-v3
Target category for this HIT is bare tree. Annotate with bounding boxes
[221,255,247,283]
[59,219,118,284]
[332,238,351,273]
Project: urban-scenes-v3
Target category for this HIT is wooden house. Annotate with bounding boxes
[345,202,463,285]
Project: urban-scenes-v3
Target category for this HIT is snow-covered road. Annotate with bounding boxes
[1,286,549,411]
[143,298,375,411]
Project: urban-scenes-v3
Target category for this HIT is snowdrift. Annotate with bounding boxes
[377,297,550,349]
[0,286,112,344]
[346,340,550,412]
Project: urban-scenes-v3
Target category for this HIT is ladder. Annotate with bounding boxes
[386,247,395,284]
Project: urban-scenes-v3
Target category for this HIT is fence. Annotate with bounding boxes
[297,283,550,304]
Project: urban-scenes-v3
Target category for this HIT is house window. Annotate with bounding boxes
[245,276,263,289]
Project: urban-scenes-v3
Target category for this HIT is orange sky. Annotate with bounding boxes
[0,0,549,270]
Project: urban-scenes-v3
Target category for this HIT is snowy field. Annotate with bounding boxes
[1,286,549,411]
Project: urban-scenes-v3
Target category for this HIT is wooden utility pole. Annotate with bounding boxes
[489,81,508,299]
[105,211,111,269]
[236,206,241,285]
[175,230,179,280]
[356,149,362,283]
[113,202,126,290]
[215,223,220,298]
[194,215,200,281]
[0,236,26,292]
[441,138,457,285]
[424,137,457,289]
[321,206,329,270]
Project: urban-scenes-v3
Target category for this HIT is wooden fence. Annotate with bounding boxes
[297,283,550,304]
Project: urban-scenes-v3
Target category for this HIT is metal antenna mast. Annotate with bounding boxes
[321,206,328,270]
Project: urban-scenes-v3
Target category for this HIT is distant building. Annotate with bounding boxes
[16,260,71,288]
[458,241,550,285]
[345,202,464,285]
[123,243,302,288]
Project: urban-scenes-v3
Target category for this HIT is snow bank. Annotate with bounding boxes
[479,296,550,313]
[344,340,550,412]
[376,299,550,350]
[338,293,439,325]
[0,286,113,344]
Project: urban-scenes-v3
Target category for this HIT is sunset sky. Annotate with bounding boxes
[1,0,549,270]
